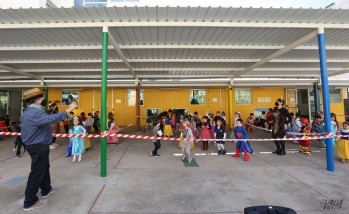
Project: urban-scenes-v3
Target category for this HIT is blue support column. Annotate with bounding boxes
[318,27,334,172]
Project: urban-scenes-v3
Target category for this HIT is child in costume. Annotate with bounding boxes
[258,111,266,128]
[171,113,176,133]
[200,116,211,150]
[245,113,254,132]
[299,118,312,155]
[266,108,274,131]
[234,112,241,128]
[336,122,349,163]
[233,119,253,161]
[70,116,86,162]
[107,118,119,144]
[164,114,173,137]
[320,113,338,147]
[86,113,94,134]
[13,122,26,157]
[214,118,226,155]
[181,120,194,163]
[151,119,163,157]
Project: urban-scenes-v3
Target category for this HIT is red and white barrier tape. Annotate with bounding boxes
[245,123,331,137]
[0,131,336,142]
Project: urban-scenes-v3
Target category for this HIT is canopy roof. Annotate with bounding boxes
[0,6,349,88]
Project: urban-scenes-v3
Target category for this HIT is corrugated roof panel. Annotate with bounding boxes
[0,50,119,60]
[1,7,349,25]
[0,28,102,47]
[131,62,253,68]
[279,50,349,60]
[304,29,349,46]
[261,62,349,69]
[112,27,314,46]
[8,62,126,70]
[123,49,276,59]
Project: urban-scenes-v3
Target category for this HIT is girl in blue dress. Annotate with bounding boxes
[70,116,86,163]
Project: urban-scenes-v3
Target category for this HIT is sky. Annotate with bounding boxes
[52,0,345,9]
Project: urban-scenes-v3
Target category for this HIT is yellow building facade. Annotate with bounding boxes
[48,87,346,128]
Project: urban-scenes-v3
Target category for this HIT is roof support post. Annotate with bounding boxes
[232,30,318,78]
[318,27,334,172]
[100,26,108,178]
[135,81,141,132]
[228,83,234,130]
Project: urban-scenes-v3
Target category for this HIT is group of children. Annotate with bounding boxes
[64,111,120,163]
[150,108,349,164]
[150,110,253,162]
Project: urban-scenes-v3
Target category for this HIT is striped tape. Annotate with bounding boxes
[0,131,336,142]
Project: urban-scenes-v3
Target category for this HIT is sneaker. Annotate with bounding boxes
[187,158,193,163]
[41,187,58,199]
[23,200,48,211]
[16,155,20,158]
[150,151,154,157]
[154,154,160,158]
[52,143,59,147]
[49,145,55,150]
[182,157,187,163]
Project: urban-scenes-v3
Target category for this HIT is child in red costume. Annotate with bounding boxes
[245,113,254,132]
[233,119,253,161]
[299,118,311,155]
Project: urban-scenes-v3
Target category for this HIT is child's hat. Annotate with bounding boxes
[73,116,80,121]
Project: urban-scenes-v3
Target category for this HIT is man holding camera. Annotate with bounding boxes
[21,88,77,211]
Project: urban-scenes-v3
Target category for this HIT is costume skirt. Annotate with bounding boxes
[336,139,349,159]
[200,127,211,140]
[164,124,173,136]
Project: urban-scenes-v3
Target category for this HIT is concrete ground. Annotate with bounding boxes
[0,127,348,214]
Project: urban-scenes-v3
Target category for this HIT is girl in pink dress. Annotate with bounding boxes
[200,116,211,150]
[171,113,177,133]
[107,119,119,144]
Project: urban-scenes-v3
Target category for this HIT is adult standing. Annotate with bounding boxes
[21,88,77,211]
[272,98,291,155]
[93,111,101,133]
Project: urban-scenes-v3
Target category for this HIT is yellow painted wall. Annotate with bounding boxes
[47,87,346,127]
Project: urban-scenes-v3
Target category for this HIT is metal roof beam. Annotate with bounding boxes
[3,59,349,64]
[2,45,349,51]
[232,30,318,78]
[0,64,41,80]
[0,45,113,51]
[1,22,349,29]
[108,32,136,78]
[0,59,123,64]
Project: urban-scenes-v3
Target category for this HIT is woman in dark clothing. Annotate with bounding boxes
[272,98,291,155]
[93,111,101,133]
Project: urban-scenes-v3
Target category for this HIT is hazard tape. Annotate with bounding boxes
[245,123,332,137]
[0,131,337,142]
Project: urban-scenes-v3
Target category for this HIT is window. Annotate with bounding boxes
[128,89,144,106]
[235,88,252,104]
[0,92,9,118]
[190,89,206,105]
[330,88,341,103]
